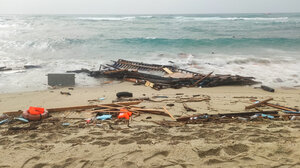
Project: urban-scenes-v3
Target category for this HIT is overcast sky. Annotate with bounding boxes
[0,0,300,14]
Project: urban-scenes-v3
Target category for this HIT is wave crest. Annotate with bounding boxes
[112,37,300,48]
[174,16,289,22]
[77,16,136,21]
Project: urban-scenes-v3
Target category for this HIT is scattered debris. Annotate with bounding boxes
[116,92,133,98]
[183,103,197,112]
[0,119,9,125]
[176,110,279,122]
[14,117,29,123]
[163,107,176,120]
[66,68,90,73]
[245,98,273,110]
[86,59,258,90]
[261,85,275,92]
[166,103,175,107]
[1,94,299,131]
[24,65,42,69]
[96,115,112,120]
[0,66,12,71]
[249,99,299,112]
[152,96,168,98]
[48,73,75,87]
[62,123,70,126]
[60,91,71,95]
[22,107,49,121]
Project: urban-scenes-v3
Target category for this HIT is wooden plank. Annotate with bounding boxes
[92,110,120,113]
[115,101,142,106]
[3,101,142,116]
[176,110,279,122]
[265,103,298,112]
[245,98,273,110]
[163,67,173,74]
[192,71,213,87]
[183,103,197,112]
[3,110,23,117]
[47,105,99,113]
[131,109,169,116]
[163,107,176,120]
[145,81,154,88]
[250,99,298,112]
[130,108,164,112]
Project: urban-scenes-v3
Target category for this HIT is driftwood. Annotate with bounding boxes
[24,65,42,69]
[183,103,197,112]
[3,101,143,116]
[192,71,213,87]
[0,67,12,71]
[66,68,90,73]
[150,97,209,103]
[250,99,298,112]
[265,103,298,112]
[176,98,210,103]
[176,110,279,122]
[151,120,186,127]
[245,98,273,110]
[113,97,150,102]
[60,91,71,95]
[129,108,169,116]
[163,107,176,120]
[261,85,275,92]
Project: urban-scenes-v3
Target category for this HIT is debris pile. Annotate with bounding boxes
[1,95,299,131]
[87,59,258,90]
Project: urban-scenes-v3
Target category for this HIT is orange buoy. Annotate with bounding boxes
[22,106,48,121]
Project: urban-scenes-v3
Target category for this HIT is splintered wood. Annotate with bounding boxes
[245,98,273,109]
[183,103,197,112]
[89,59,258,90]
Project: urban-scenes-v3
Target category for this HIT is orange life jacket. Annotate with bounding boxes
[28,106,45,115]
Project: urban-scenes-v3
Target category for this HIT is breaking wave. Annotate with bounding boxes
[77,16,136,21]
[174,16,289,22]
[112,37,300,48]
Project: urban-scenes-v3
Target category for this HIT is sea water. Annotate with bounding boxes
[0,13,300,93]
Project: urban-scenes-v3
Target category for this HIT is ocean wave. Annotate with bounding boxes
[138,16,153,18]
[77,16,136,21]
[174,16,289,22]
[227,58,272,65]
[112,37,300,48]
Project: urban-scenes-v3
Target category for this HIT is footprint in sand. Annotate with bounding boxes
[118,138,135,145]
[91,141,110,146]
[21,156,41,168]
[0,137,12,146]
[121,161,139,168]
[249,136,279,143]
[204,158,225,165]
[143,151,170,162]
[223,144,249,155]
[196,147,221,158]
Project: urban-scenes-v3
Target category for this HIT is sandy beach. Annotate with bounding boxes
[0,83,300,168]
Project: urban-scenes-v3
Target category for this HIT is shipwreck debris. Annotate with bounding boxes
[116,92,133,98]
[261,85,275,92]
[87,59,258,90]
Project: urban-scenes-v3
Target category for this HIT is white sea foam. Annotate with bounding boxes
[175,16,289,22]
[145,37,157,39]
[77,17,136,21]
[138,16,153,18]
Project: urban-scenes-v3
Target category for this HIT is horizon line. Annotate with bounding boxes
[0,12,300,15]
